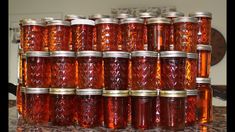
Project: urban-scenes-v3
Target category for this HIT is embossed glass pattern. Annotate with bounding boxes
[22,57,27,87]
[185,95,197,126]
[186,58,197,89]
[155,96,160,127]
[16,84,23,115]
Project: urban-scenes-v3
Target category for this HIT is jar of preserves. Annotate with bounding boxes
[160,51,186,90]
[50,51,76,88]
[41,17,54,51]
[189,12,212,44]
[26,51,50,88]
[147,17,171,51]
[16,84,23,116]
[130,90,157,130]
[21,87,26,119]
[47,20,70,51]
[131,51,158,90]
[77,51,102,89]
[185,89,198,126]
[121,18,144,51]
[197,44,212,78]
[71,19,95,51]
[49,88,76,126]
[95,18,119,51]
[76,89,103,128]
[103,51,129,90]
[160,90,186,131]
[196,77,213,124]
[19,19,24,49]
[17,49,23,84]
[155,89,160,127]
[156,53,162,89]
[185,53,198,89]
[173,17,198,52]
[22,19,44,52]
[25,88,49,125]
[103,90,129,129]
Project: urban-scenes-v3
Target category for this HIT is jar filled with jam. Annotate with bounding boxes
[22,19,44,52]
[103,90,129,129]
[25,88,49,125]
[41,17,54,51]
[19,19,23,49]
[26,51,50,88]
[121,18,144,51]
[147,17,171,51]
[155,89,161,127]
[185,89,198,126]
[71,19,95,51]
[196,77,213,124]
[77,51,102,89]
[130,90,157,130]
[17,49,23,84]
[22,53,27,87]
[185,53,198,89]
[197,44,212,78]
[49,88,76,126]
[103,51,129,90]
[131,51,158,90]
[21,87,26,119]
[189,12,212,44]
[160,90,186,131]
[160,51,186,90]
[156,53,161,89]
[76,89,103,128]
[16,84,23,116]
[173,17,198,52]
[47,20,70,51]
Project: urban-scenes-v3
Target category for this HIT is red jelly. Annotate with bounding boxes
[41,17,54,51]
[160,51,186,90]
[26,51,50,88]
[197,45,212,78]
[155,89,160,127]
[103,52,129,90]
[103,90,129,129]
[50,51,76,88]
[185,53,198,89]
[77,51,103,89]
[185,89,198,126]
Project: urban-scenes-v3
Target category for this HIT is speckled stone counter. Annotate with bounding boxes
[9,100,226,132]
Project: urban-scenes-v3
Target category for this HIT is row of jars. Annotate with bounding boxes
[19,11,212,53]
[17,77,211,130]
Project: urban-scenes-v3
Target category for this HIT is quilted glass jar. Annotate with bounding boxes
[185,89,198,126]
[185,53,198,89]
[197,45,212,77]
[41,17,54,51]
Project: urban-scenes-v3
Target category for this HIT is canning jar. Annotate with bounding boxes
[160,51,186,90]
[16,84,23,116]
[140,12,153,50]
[197,44,212,77]
[21,87,26,119]
[19,19,23,49]
[41,17,54,51]
[185,89,198,126]
[50,51,76,88]
[156,53,161,89]
[26,51,50,88]
[17,49,23,84]
[22,53,27,87]
[103,51,129,90]
[147,17,171,51]
[155,89,160,127]
[77,51,102,89]
[185,53,198,89]
[131,51,158,90]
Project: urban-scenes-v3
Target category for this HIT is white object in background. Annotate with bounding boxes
[212,97,226,106]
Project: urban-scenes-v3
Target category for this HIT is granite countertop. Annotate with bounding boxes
[9,100,226,132]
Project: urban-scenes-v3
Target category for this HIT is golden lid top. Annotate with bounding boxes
[102,90,129,97]
[160,90,186,97]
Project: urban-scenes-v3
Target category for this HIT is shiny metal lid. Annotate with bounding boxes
[161,11,185,18]
[121,18,144,24]
[71,19,95,26]
[76,51,102,57]
[65,14,86,20]
[173,17,198,23]
[147,17,171,24]
[103,51,130,58]
[89,14,111,20]
[25,88,49,94]
[41,17,54,23]
[116,13,130,19]
[186,89,198,96]
[160,90,187,97]
[50,51,75,57]
[130,90,157,96]
[47,20,70,26]
[187,53,198,59]
[197,44,212,51]
[102,90,129,97]
[76,89,102,95]
[21,87,26,93]
[160,51,187,58]
[22,19,44,26]
[139,12,153,18]
[95,18,118,24]
[131,51,158,57]
[26,51,50,57]
[49,88,75,95]
[22,53,26,59]
[189,12,212,18]
[196,77,211,84]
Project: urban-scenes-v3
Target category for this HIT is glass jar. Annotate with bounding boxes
[156,53,161,89]
[121,18,144,51]
[77,51,102,89]
[173,17,198,52]
[76,89,103,128]
[17,49,23,84]
[140,12,153,50]
[196,77,213,124]
[16,84,23,116]
[71,19,95,51]
[22,53,27,87]
[130,90,157,130]
[185,89,198,126]
[21,87,26,119]
[103,51,129,90]
[103,90,129,129]
[197,44,212,78]
[160,90,186,131]
[147,17,171,51]
[131,51,158,90]
[49,88,76,126]
[25,88,49,125]
[155,89,160,127]
[41,17,54,51]
[95,18,119,51]
[50,51,76,88]
[185,53,198,89]
[26,51,50,88]
[161,12,184,50]
[160,51,186,90]
[19,19,23,49]
[22,19,44,52]
[189,12,212,44]
[47,20,70,51]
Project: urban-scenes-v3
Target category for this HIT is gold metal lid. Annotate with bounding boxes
[25,88,49,94]
[130,90,158,96]
[160,51,187,58]
[103,51,130,58]
[186,53,198,59]
[22,19,44,26]
[186,89,198,96]
[49,88,75,95]
[76,51,102,57]
[102,90,129,97]
[147,17,171,24]
[160,90,186,97]
[21,87,26,93]
[76,89,102,95]
[50,51,76,57]
[196,77,211,84]
[26,51,50,57]
[197,44,212,51]
[71,19,95,26]
[131,51,158,57]
[47,19,70,26]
